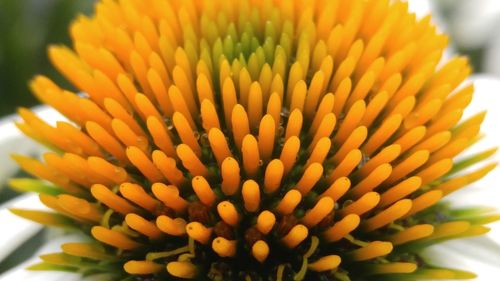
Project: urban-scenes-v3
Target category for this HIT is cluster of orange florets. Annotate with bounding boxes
[10,0,498,280]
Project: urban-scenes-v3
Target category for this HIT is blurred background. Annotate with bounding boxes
[0,0,93,117]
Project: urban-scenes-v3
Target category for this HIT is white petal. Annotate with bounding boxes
[0,106,63,188]
[0,194,46,262]
[425,76,500,280]
[0,233,113,281]
[0,117,38,189]
[0,231,109,281]
[29,105,66,127]
[406,0,432,18]
[0,269,81,281]
[445,75,500,209]
[0,107,80,279]
[423,237,500,281]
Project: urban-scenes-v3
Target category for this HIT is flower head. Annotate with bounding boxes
[9,0,498,280]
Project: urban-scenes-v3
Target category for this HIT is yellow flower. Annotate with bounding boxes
[8,0,498,280]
